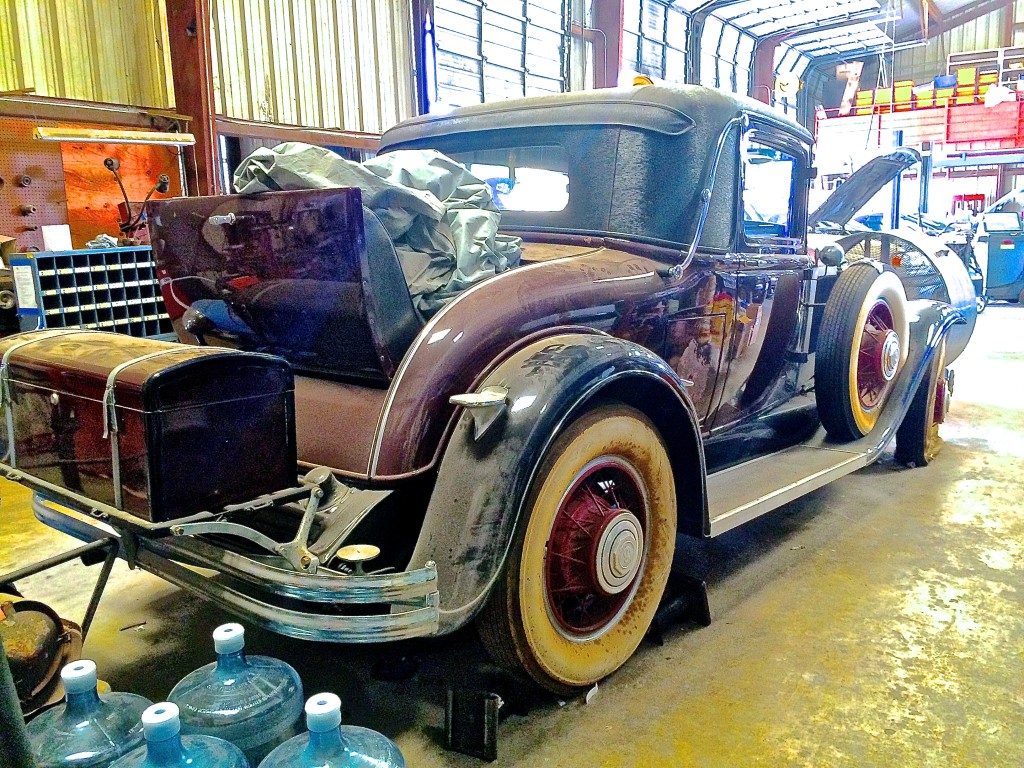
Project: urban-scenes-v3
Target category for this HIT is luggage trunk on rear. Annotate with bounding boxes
[0,330,296,522]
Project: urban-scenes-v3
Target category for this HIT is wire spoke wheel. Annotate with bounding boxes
[478,404,676,693]
[816,264,909,441]
[896,339,948,467]
[545,458,648,638]
[855,300,900,412]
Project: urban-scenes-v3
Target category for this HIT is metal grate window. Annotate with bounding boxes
[700,14,755,94]
[431,0,570,110]
[622,0,687,84]
[772,44,811,118]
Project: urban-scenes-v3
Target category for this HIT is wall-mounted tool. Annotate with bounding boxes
[103,157,170,244]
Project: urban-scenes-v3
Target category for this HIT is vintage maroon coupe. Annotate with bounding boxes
[0,86,972,693]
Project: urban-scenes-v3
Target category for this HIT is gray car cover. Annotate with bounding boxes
[233,143,522,315]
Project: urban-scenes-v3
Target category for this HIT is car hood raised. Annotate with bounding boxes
[809,148,921,229]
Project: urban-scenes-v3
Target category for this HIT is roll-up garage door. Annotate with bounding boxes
[431,0,570,109]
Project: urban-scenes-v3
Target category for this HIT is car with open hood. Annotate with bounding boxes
[810,148,978,351]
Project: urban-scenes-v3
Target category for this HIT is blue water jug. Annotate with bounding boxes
[167,623,303,762]
[109,702,249,768]
[257,693,406,768]
[26,659,152,768]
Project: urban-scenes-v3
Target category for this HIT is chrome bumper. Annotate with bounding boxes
[32,495,440,643]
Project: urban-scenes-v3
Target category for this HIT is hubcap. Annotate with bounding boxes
[544,459,648,637]
[880,331,900,381]
[592,511,644,595]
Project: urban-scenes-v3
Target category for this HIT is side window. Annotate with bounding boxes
[741,135,799,241]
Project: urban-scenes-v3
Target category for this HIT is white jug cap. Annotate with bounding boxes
[142,702,181,742]
[61,660,98,695]
[305,693,342,733]
[213,623,245,655]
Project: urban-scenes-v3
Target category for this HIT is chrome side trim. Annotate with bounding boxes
[368,255,576,477]
[677,113,748,279]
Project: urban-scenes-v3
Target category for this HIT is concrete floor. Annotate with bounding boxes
[2,305,1023,767]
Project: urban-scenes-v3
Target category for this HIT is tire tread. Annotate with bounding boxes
[815,263,887,441]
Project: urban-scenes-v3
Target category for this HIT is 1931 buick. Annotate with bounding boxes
[0,86,973,694]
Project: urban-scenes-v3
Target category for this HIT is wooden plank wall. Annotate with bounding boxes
[0,0,175,108]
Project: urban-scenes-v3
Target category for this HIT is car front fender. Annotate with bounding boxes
[406,332,706,634]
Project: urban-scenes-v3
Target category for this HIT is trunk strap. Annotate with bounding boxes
[102,346,234,510]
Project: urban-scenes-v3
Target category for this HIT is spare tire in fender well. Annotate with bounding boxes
[404,332,707,635]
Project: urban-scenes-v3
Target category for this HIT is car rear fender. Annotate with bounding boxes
[407,332,707,634]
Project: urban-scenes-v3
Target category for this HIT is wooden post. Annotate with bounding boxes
[165,0,219,196]
[591,0,624,89]
[750,38,778,103]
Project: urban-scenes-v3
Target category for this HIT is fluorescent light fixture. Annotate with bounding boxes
[33,126,196,146]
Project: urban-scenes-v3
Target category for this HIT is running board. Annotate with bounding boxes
[706,299,962,538]
[707,429,870,536]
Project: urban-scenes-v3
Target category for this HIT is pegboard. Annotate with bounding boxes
[0,118,68,253]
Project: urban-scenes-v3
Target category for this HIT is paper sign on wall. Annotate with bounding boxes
[12,265,37,310]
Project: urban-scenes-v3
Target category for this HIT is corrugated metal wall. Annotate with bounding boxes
[209,0,415,135]
[0,0,174,107]
[893,6,1011,83]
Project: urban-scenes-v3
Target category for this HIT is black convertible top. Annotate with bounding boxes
[379,85,812,251]
[380,85,812,149]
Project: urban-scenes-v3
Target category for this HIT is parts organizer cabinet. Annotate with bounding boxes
[9,246,173,338]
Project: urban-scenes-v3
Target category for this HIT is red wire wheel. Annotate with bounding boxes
[855,300,901,411]
[816,264,909,441]
[478,404,676,693]
[544,458,648,638]
[896,339,948,467]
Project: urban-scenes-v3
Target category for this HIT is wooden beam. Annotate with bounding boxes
[215,117,381,151]
[0,96,189,130]
[919,0,942,38]
[750,39,777,103]
[165,0,218,196]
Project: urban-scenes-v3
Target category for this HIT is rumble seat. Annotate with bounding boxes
[151,188,424,382]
